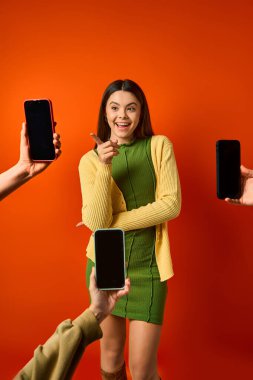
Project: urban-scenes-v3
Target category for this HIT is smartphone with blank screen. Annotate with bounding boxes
[94,228,126,290]
[24,99,55,161]
[216,140,241,199]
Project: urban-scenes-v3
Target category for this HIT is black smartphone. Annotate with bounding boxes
[216,140,241,199]
[24,99,55,161]
[94,229,126,290]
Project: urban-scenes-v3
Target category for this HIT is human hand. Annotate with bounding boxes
[18,122,61,177]
[90,133,119,164]
[88,267,130,324]
[225,165,253,206]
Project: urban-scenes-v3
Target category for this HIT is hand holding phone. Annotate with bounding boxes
[216,140,241,199]
[24,99,56,162]
[94,228,126,290]
[88,267,130,323]
[225,165,253,206]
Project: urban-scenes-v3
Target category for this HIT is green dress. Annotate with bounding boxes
[86,137,167,325]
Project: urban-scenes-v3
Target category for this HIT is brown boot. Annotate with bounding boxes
[101,362,127,380]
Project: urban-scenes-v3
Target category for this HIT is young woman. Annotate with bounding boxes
[78,79,181,380]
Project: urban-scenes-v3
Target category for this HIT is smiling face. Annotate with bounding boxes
[105,90,141,144]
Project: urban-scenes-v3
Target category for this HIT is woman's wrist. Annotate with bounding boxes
[88,304,107,324]
[15,162,33,180]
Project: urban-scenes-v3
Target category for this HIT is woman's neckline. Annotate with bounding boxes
[119,138,137,147]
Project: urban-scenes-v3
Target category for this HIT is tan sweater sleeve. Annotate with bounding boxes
[15,309,102,380]
[110,137,181,231]
[78,152,113,231]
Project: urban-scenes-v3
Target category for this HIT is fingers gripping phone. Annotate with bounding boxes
[94,229,126,290]
[24,99,56,161]
[216,140,241,199]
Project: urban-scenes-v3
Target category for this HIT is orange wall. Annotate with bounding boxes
[1,0,253,379]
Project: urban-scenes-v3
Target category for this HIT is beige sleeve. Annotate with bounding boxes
[15,309,102,380]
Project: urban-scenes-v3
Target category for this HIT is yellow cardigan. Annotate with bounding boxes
[79,135,181,281]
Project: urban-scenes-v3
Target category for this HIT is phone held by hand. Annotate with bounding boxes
[24,99,56,162]
[216,139,241,199]
[94,228,126,290]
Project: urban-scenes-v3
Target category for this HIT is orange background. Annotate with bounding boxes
[1,0,253,379]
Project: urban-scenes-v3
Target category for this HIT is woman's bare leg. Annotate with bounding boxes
[100,314,126,373]
[129,320,162,380]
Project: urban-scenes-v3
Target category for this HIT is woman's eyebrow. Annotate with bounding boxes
[109,101,138,106]
[126,102,137,106]
[109,101,120,105]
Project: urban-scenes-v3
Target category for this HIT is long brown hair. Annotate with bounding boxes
[96,79,154,144]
